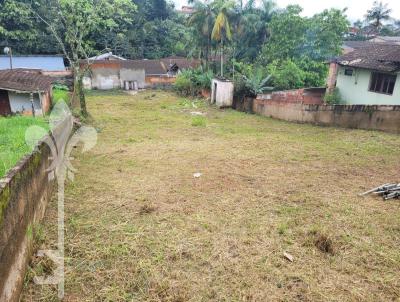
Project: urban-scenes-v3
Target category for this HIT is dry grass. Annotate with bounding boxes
[22,90,400,301]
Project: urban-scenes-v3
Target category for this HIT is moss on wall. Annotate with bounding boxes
[0,185,11,228]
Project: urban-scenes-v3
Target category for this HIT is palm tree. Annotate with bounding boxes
[188,0,215,69]
[211,0,235,77]
[366,1,392,30]
[235,0,276,61]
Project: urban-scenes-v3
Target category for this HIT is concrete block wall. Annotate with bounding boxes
[253,96,400,134]
[0,135,55,301]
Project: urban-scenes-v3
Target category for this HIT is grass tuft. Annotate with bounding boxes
[191,116,206,127]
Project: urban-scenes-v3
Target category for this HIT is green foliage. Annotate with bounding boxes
[324,88,344,105]
[53,88,70,105]
[242,67,273,97]
[0,116,49,178]
[174,68,214,96]
[260,6,349,62]
[174,71,193,96]
[267,59,305,90]
[191,116,207,127]
[296,57,328,88]
[260,5,306,62]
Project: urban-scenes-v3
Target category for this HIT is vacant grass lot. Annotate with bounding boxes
[0,116,48,178]
[22,90,400,301]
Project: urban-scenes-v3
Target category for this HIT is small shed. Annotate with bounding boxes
[0,69,53,116]
[211,78,234,108]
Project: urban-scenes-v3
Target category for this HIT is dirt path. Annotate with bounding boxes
[22,90,400,301]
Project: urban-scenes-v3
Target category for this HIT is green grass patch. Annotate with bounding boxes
[0,116,49,178]
[53,88,70,105]
[191,116,206,127]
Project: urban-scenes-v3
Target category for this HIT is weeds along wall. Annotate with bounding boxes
[0,134,55,301]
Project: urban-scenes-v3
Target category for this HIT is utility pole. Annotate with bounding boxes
[3,47,13,70]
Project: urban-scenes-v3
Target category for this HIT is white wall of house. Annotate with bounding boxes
[91,68,120,90]
[336,66,400,105]
[120,68,145,89]
[8,92,43,115]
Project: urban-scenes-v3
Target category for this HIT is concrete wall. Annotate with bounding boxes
[120,68,145,89]
[8,92,42,115]
[253,96,400,133]
[0,134,56,301]
[211,79,234,108]
[91,67,121,90]
[336,66,400,105]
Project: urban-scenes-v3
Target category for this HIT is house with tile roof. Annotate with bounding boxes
[82,57,201,90]
[0,69,53,116]
[327,43,400,105]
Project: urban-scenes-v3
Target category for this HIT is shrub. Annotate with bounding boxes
[324,88,344,105]
[174,68,214,97]
[234,64,273,98]
[174,71,193,96]
[268,59,305,90]
[242,67,273,97]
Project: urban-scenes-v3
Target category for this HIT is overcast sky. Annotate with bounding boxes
[173,0,400,22]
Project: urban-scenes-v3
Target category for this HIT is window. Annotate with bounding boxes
[344,68,353,76]
[369,72,397,95]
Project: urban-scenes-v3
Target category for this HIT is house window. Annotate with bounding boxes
[344,68,353,76]
[369,72,397,95]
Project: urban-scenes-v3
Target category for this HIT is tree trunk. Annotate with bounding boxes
[221,37,224,78]
[73,65,88,117]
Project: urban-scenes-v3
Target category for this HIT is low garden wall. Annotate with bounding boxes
[253,95,400,134]
[0,135,55,301]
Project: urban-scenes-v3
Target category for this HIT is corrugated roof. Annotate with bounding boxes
[0,69,53,92]
[335,43,400,72]
[0,55,65,71]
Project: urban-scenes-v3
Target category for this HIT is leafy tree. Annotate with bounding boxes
[296,57,328,87]
[0,0,42,53]
[259,5,307,62]
[234,0,277,62]
[305,9,349,60]
[267,59,305,90]
[30,0,136,117]
[366,1,392,30]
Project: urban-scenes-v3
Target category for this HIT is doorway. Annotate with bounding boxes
[0,90,11,116]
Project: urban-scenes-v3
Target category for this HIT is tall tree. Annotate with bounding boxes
[366,1,392,30]
[211,0,235,77]
[29,0,136,117]
[235,0,276,62]
[0,0,40,53]
[188,0,216,68]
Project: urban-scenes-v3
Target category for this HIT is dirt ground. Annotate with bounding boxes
[22,90,400,301]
